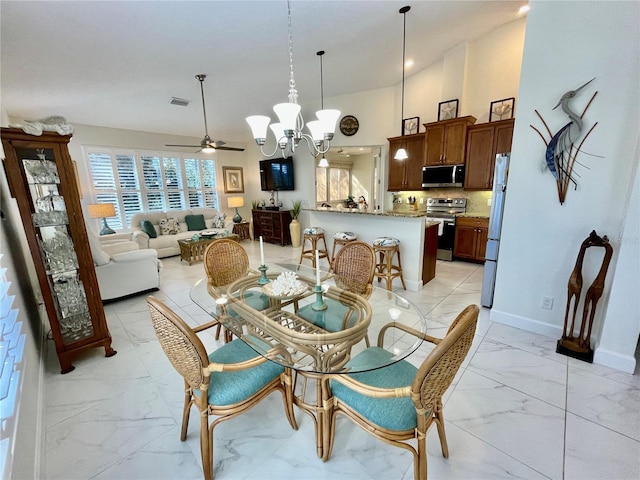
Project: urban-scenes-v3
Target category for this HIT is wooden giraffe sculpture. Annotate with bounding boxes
[557,230,613,362]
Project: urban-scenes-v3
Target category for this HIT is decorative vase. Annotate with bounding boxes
[289,219,301,248]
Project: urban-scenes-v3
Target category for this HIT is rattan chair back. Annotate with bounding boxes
[147,296,210,390]
[411,305,478,413]
[332,241,376,298]
[204,238,250,287]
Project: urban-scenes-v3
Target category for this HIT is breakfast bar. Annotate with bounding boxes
[306,208,439,292]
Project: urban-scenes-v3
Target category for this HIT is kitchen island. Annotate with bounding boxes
[306,208,439,292]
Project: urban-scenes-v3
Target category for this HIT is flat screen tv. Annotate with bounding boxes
[259,157,295,191]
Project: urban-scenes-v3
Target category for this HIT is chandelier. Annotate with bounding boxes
[246,0,340,159]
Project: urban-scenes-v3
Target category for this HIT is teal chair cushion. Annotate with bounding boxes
[224,291,270,318]
[214,292,270,343]
[330,347,418,431]
[297,299,356,331]
[203,339,284,406]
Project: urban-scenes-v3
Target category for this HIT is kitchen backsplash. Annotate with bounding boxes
[390,189,492,216]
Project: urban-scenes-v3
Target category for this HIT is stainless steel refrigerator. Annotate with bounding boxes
[481,153,510,308]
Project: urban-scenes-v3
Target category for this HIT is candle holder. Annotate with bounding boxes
[257,265,270,285]
[311,284,328,311]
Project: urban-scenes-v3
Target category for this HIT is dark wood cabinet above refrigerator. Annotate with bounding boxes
[464,118,514,190]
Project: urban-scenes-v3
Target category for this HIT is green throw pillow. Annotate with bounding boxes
[185,214,207,231]
[140,219,157,238]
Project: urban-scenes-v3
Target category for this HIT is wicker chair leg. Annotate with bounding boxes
[434,406,449,458]
[180,382,192,441]
[416,432,428,480]
[200,413,213,480]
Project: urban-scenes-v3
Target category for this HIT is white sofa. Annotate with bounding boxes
[87,233,162,301]
[130,208,233,258]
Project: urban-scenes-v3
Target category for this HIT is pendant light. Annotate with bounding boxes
[317,50,330,168]
[394,5,411,161]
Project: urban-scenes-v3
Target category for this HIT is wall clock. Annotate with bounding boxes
[339,115,359,136]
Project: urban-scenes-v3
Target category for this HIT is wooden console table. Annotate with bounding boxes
[252,209,292,246]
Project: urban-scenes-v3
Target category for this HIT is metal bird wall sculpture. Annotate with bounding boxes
[531,78,599,204]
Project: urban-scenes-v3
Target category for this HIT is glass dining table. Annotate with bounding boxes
[190,262,426,460]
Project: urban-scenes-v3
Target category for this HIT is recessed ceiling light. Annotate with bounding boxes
[405,59,414,68]
[518,5,530,14]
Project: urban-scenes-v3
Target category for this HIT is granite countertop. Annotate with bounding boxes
[306,207,427,218]
[458,212,490,218]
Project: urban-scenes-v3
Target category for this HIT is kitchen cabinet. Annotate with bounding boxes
[252,209,292,246]
[1,127,116,373]
[423,116,476,166]
[464,118,514,190]
[454,216,489,262]
[387,133,424,191]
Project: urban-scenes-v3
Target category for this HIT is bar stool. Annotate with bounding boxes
[330,231,357,270]
[372,237,406,291]
[298,227,329,268]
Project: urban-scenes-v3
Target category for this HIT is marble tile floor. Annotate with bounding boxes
[43,240,640,480]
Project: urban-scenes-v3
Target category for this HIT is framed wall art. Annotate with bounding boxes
[222,166,244,193]
[402,117,419,135]
[490,97,515,121]
[438,99,459,121]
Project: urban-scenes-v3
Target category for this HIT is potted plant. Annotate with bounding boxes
[289,199,303,248]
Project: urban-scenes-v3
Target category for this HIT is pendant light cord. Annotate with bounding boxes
[400,6,409,134]
[317,50,325,110]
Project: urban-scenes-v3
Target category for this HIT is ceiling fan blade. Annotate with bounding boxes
[165,144,200,147]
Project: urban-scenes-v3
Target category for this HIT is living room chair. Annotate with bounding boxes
[203,238,270,340]
[146,296,298,480]
[323,304,479,479]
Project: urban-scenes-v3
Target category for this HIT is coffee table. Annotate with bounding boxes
[178,234,240,265]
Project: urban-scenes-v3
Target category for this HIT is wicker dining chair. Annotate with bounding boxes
[323,304,479,480]
[297,241,376,332]
[203,238,270,340]
[147,296,298,480]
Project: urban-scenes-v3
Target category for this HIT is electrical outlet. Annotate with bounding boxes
[487,198,492,206]
[541,296,554,310]
[397,198,402,204]
[419,197,424,204]
[301,200,308,206]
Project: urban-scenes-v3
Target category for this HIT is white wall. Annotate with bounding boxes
[492,1,640,372]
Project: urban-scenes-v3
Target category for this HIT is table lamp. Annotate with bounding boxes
[227,196,244,223]
[87,203,116,235]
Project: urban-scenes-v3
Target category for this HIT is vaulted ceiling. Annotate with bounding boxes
[1,1,526,143]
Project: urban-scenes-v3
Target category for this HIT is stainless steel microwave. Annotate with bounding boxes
[422,164,465,188]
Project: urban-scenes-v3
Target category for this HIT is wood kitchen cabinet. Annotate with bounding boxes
[387,133,424,191]
[1,127,116,373]
[464,118,514,190]
[252,209,292,246]
[454,216,489,262]
[423,116,476,166]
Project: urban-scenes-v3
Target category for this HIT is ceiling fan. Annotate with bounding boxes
[165,74,244,153]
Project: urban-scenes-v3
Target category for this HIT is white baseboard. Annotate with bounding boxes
[594,347,637,374]
[489,309,562,339]
[490,309,638,374]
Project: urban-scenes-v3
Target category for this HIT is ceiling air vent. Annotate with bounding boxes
[170,97,190,106]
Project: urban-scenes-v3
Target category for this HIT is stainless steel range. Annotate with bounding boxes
[426,197,467,261]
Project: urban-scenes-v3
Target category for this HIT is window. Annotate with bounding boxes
[316,162,352,205]
[87,148,219,230]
